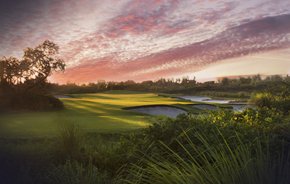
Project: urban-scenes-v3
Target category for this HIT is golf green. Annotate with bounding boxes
[0,91,191,138]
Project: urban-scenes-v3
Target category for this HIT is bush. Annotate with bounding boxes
[251,93,273,108]
[0,93,64,111]
[251,92,290,114]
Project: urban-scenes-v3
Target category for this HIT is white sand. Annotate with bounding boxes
[129,106,186,118]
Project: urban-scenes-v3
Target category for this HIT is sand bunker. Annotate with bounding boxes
[128,106,186,118]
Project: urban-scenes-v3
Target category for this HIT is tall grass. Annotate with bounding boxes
[46,160,110,184]
[55,121,84,161]
[49,122,113,183]
[121,129,290,184]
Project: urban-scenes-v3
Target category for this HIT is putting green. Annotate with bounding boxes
[0,90,191,138]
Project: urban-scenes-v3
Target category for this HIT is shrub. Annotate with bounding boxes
[251,92,290,114]
[0,93,64,111]
[251,93,274,109]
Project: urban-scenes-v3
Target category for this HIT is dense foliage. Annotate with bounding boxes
[251,92,290,115]
[0,40,65,111]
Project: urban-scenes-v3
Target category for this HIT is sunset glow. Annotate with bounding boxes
[1,0,290,83]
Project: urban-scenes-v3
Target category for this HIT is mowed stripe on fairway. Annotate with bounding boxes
[0,91,191,138]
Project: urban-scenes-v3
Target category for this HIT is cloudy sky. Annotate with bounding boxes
[1,0,290,83]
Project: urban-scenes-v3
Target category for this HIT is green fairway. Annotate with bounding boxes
[0,90,191,138]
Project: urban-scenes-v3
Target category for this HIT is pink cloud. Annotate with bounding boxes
[2,0,290,83]
[52,13,290,83]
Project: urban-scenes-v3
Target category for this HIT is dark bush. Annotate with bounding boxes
[0,93,64,112]
[251,92,290,114]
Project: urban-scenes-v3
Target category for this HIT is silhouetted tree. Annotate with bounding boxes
[0,40,65,111]
[1,40,65,91]
[23,40,65,93]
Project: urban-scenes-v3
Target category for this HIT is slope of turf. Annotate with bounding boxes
[0,90,191,138]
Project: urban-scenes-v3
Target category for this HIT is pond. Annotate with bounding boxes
[128,105,187,118]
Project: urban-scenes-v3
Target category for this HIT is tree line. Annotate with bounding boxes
[50,75,290,95]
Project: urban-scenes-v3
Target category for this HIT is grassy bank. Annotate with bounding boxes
[0,90,192,138]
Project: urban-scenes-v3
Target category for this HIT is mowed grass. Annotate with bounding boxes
[0,90,191,138]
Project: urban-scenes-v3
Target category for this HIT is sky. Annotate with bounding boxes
[0,0,290,83]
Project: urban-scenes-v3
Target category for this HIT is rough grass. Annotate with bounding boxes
[0,90,192,138]
[121,130,290,184]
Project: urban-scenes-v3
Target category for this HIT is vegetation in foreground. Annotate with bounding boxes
[0,86,289,184]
